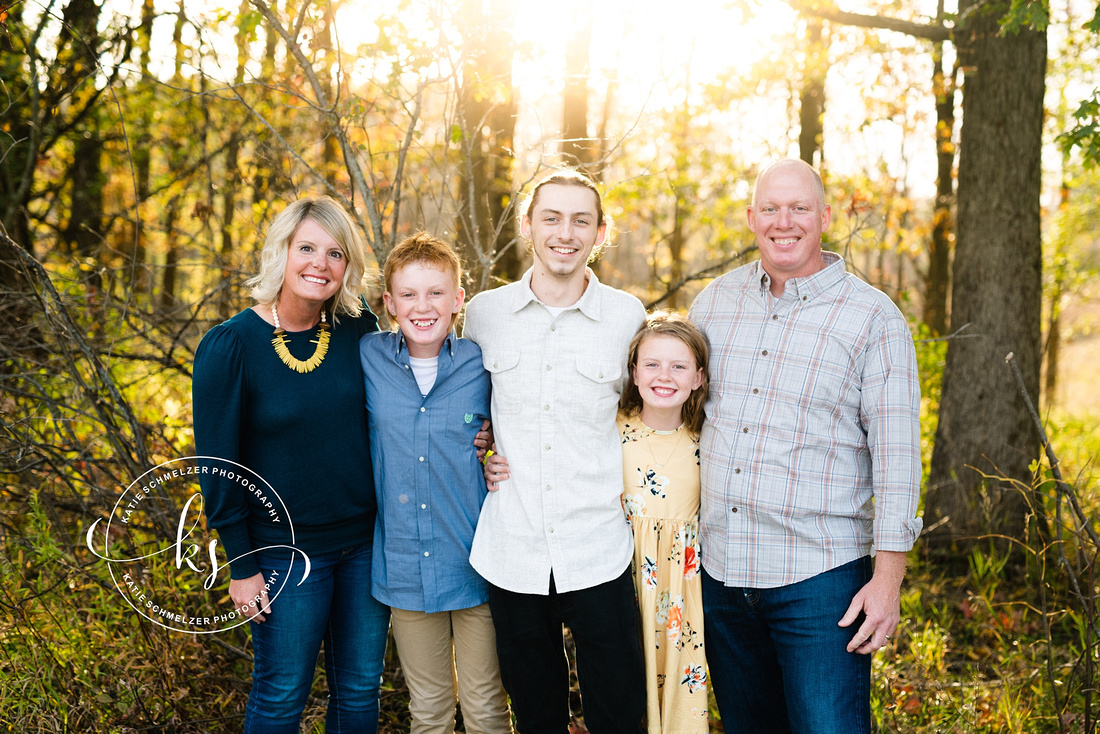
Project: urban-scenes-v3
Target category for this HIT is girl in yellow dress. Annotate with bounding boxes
[619,311,710,734]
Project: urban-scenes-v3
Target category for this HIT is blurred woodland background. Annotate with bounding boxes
[3,0,1100,730]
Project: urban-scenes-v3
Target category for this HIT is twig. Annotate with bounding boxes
[1006,352,1100,548]
[915,322,982,343]
[644,244,759,310]
[1006,351,1100,728]
[0,233,177,537]
[250,0,385,251]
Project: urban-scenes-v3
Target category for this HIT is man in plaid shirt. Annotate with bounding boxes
[689,158,923,734]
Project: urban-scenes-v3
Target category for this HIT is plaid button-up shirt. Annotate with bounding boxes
[689,253,923,588]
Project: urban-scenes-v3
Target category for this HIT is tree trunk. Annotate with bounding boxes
[923,33,957,336]
[249,0,281,212]
[59,0,105,264]
[667,200,686,311]
[1044,177,1071,403]
[126,0,156,299]
[158,0,188,315]
[0,1,33,254]
[925,1,1046,548]
[316,2,341,175]
[0,2,39,366]
[798,19,826,167]
[64,131,106,261]
[487,77,519,285]
[218,0,251,320]
[592,72,617,183]
[458,0,518,290]
[158,196,181,312]
[562,12,594,170]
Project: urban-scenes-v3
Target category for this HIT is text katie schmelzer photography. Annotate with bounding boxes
[85,456,310,634]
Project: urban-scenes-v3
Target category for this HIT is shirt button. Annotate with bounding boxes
[753,388,759,394]
[802,295,807,301]
[420,407,426,413]
[549,527,555,533]
[545,444,551,451]
[419,456,425,462]
[551,324,556,332]
[731,507,739,513]
[404,364,410,369]
[545,484,552,491]
[543,404,550,411]
[761,349,768,356]
[423,551,430,557]
[772,314,778,320]
[421,503,427,509]
[546,364,552,371]
[734,468,741,474]
[493,362,499,368]
[742,427,749,434]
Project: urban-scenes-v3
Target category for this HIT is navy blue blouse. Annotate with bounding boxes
[193,307,378,579]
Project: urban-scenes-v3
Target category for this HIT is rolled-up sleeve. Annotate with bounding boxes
[861,314,924,552]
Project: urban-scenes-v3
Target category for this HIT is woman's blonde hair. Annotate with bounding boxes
[619,310,710,435]
[247,196,369,319]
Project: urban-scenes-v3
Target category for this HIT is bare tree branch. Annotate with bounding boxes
[250,0,386,253]
[786,0,952,43]
[0,232,179,538]
[388,85,426,254]
[644,243,759,310]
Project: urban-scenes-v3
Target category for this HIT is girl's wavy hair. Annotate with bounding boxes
[246,196,369,321]
[619,310,710,436]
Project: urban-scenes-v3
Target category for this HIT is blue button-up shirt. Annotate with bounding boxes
[360,329,491,612]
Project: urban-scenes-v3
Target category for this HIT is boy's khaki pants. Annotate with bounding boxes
[391,603,513,734]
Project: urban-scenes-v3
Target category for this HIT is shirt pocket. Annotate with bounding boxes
[801,342,859,417]
[482,349,523,415]
[443,395,481,447]
[574,357,622,424]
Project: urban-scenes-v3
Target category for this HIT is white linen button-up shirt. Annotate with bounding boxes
[463,268,646,594]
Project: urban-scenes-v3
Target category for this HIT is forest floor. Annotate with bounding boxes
[5,296,1100,732]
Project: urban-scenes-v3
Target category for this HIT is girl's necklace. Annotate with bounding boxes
[270,303,330,373]
[643,424,684,469]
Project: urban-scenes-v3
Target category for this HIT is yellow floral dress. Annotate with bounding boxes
[619,413,707,734]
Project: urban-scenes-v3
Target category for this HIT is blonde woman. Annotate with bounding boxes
[193,196,388,733]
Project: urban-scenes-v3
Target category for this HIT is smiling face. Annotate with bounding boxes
[383,261,465,358]
[632,334,704,423]
[280,218,347,312]
[747,160,832,296]
[522,183,607,285]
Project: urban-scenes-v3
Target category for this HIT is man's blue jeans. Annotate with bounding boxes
[243,542,391,734]
[702,556,873,734]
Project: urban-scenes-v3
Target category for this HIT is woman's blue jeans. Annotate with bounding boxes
[243,542,390,734]
[702,556,873,734]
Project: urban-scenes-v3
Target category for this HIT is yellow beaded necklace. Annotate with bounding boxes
[270,303,331,373]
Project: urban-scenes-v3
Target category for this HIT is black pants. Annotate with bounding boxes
[487,565,646,734]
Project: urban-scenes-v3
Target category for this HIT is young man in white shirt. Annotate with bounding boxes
[464,170,647,733]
